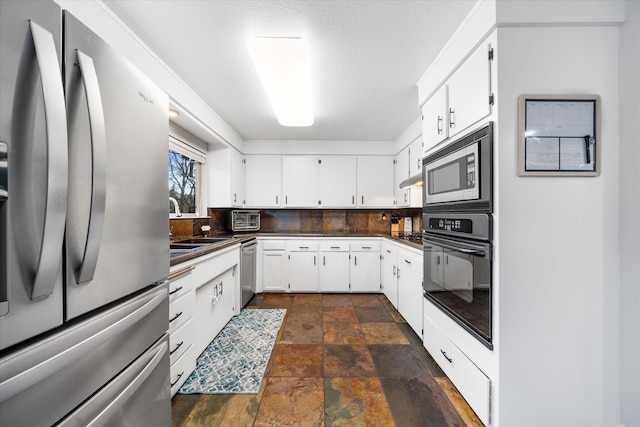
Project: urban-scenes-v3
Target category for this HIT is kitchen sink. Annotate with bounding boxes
[169,243,206,250]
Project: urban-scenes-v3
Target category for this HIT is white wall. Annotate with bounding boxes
[619,2,640,426]
[496,25,620,426]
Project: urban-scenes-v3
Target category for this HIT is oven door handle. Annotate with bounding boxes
[424,239,486,257]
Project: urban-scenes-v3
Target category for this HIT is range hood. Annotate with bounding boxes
[399,174,423,189]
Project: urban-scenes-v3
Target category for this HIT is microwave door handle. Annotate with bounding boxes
[29,22,68,299]
[75,51,107,284]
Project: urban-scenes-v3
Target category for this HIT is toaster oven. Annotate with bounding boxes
[227,210,260,232]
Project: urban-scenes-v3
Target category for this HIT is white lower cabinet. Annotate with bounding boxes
[286,241,319,292]
[380,242,399,308]
[261,240,286,291]
[349,241,381,292]
[319,241,350,292]
[194,267,236,357]
[423,314,490,425]
[169,245,240,397]
[397,248,423,337]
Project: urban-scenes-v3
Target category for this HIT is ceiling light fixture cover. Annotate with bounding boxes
[246,37,313,127]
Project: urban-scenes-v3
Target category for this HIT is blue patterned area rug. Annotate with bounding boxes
[178,308,286,394]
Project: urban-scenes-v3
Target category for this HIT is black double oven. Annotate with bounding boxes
[422,122,493,349]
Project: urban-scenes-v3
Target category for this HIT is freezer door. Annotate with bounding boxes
[0,284,169,427]
[58,335,171,427]
[63,11,170,319]
[0,1,66,350]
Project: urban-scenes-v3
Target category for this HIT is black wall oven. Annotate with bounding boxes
[422,122,494,350]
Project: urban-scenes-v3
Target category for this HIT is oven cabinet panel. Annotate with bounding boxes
[397,249,423,338]
[286,241,320,293]
[423,315,490,425]
[380,242,399,308]
[349,242,381,292]
[319,242,350,293]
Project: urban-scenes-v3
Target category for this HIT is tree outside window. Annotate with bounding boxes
[169,149,197,214]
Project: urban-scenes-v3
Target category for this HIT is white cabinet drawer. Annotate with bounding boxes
[170,345,195,397]
[168,291,194,334]
[168,265,194,303]
[286,240,319,251]
[423,315,490,425]
[169,318,193,365]
[319,241,349,251]
[349,242,381,252]
[263,240,286,251]
[397,249,422,275]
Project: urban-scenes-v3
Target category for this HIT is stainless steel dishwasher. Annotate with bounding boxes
[240,240,257,307]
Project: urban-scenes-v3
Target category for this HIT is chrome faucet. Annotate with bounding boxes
[169,197,182,217]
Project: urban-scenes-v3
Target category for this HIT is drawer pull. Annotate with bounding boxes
[440,349,453,363]
[171,372,184,387]
[386,249,391,253]
[404,259,411,264]
[169,286,183,295]
[170,341,184,355]
[169,311,183,323]
[299,246,309,249]
[330,246,340,249]
[362,246,372,249]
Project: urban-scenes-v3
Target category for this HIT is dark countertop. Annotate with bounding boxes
[169,233,421,267]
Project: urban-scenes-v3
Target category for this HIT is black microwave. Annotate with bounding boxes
[423,122,493,212]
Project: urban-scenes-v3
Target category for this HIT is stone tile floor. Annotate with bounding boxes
[172,293,484,427]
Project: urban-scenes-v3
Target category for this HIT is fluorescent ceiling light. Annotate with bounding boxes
[246,37,313,127]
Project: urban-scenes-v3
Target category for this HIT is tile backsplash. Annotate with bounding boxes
[196,208,422,236]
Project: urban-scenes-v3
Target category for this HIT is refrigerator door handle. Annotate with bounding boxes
[29,21,68,300]
[0,286,167,401]
[75,50,107,284]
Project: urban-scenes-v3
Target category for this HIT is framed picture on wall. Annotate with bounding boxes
[518,95,601,176]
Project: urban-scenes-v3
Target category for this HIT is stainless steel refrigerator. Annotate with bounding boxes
[0,1,171,425]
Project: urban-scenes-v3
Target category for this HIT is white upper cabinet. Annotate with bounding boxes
[245,155,282,207]
[446,40,493,140]
[318,156,357,208]
[422,85,449,156]
[208,146,244,208]
[409,137,423,178]
[282,156,319,207]
[394,147,410,207]
[357,156,394,208]
[421,39,493,157]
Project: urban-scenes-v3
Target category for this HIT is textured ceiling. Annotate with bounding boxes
[102,0,475,142]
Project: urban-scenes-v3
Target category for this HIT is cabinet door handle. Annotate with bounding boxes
[285,195,288,205]
[417,158,421,169]
[234,193,237,203]
[169,341,184,355]
[441,349,453,363]
[323,256,326,266]
[437,115,443,134]
[397,268,400,278]
[361,195,364,204]
[276,195,278,205]
[169,311,183,323]
[314,255,316,266]
[393,265,396,276]
[352,195,355,205]
[171,372,184,387]
[449,108,455,128]
[354,256,357,266]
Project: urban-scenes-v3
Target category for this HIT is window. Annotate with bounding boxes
[169,135,206,216]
